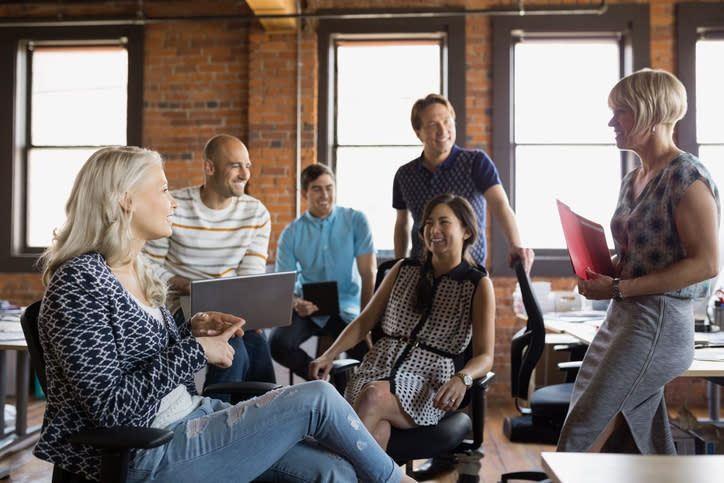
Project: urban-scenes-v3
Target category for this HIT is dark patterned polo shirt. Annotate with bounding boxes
[392,145,501,264]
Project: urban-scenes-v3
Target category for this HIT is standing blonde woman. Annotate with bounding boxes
[35,146,415,482]
[558,69,720,454]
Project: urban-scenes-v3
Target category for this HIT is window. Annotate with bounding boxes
[677,3,724,269]
[514,39,621,250]
[492,5,650,276]
[0,26,143,272]
[318,16,465,258]
[334,39,441,257]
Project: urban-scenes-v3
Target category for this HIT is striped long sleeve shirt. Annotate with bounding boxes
[143,186,271,312]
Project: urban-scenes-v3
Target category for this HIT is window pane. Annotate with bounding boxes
[31,46,127,146]
[700,145,724,230]
[514,40,619,144]
[26,148,96,247]
[515,145,621,249]
[335,146,422,255]
[696,40,724,144]
[336,41,440,145]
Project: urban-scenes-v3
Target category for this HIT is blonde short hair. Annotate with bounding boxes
[608,68,688,136]
[39,146,167,307]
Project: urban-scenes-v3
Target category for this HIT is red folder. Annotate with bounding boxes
[556,200,614,279]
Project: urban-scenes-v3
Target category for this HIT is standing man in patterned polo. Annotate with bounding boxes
[143,134,276,390]
[393,93,534,273]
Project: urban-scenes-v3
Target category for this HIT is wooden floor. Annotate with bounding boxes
[0,396,555,483]
[0,395,709,482]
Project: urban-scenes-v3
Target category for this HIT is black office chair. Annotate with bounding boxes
[20,300,279,483]
[331,258,496,479]
[499,260,577,483]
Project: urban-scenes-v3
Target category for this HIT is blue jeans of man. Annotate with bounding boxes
[269,312,369,380]
[126,380,403,482]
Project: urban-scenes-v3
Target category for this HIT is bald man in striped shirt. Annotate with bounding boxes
[143,134,276,391]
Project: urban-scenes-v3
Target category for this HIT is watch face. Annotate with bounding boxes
[464,374,473,386]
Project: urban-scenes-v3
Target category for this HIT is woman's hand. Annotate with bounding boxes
[309,354,335,380]
[578,268,614,300]
[196,321,243,368]
[433,376,466,411]
[190,311,245,338]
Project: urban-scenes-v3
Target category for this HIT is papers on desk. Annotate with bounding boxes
[0,315,24,341]
[545,311,607,323]
[694,348,724,362]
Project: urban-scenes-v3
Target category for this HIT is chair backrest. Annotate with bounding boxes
[20,300,47,394]
[509,259,546,400]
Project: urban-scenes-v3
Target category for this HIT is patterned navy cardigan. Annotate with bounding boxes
[34,252,207,481]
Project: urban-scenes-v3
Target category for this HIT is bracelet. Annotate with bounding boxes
[612,278,624,301]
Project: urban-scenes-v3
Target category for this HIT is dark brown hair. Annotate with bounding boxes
[413,193,478,312]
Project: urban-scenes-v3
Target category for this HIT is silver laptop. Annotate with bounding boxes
[187,271,296,331]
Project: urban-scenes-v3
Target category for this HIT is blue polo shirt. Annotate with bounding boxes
[275,205,375,326]
[392,144,501,265]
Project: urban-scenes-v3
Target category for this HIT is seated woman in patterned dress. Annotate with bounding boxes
[309,193,495,450]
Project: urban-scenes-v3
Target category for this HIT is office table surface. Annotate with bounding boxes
[541,451,724,483]
[542,315,724,377]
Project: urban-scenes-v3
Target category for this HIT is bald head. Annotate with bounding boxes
[201,134,251,206]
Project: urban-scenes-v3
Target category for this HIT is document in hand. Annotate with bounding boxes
[556,200,615,280]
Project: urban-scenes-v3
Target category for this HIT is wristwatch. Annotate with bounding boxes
[455,372,473,389]
[612,278,624,301]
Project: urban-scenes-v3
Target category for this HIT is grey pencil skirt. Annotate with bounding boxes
[557,294,694,454]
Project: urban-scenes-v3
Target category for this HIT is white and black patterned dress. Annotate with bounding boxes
[344,258,485,426]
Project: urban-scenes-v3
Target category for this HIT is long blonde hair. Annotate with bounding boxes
[39,146,167,307]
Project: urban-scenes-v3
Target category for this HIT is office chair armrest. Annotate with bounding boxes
[457,371,495,452]
[329,358,361,394]
[69,426,173,450]
[331,358,361,373]
[557,361,582,372]
[472,370,496,390]
[203,381,281,403]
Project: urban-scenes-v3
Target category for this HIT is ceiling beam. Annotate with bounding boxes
[246,0,297,32]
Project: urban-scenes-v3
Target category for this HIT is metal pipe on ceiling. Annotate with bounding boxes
[0,1,608,28]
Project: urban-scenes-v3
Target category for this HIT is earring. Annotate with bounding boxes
[650,125,656,135]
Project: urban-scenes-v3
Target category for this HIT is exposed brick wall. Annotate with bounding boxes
[0,0,718,407]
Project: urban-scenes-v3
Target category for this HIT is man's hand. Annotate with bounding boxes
[191,311,245,338]
[195,321,243,368]
[507,246,535,275]
[293,298,319,318]
[168,275,191,295]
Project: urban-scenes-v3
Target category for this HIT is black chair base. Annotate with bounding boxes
[499,470,550,482]
[410,454,457,479]
[502,415,559,445]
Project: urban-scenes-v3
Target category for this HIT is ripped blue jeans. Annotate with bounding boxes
[126,380,402,482]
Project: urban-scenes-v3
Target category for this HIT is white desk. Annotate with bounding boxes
[541,451,724,483]
[542,314,724,421]
[0,313,39,456]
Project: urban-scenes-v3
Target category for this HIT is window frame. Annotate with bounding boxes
[0,25,143,273]
[491,5,650,277]
[317,13,466,179]
[676,3,724,155]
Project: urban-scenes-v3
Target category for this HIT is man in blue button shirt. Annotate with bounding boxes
[269,164,375,380]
